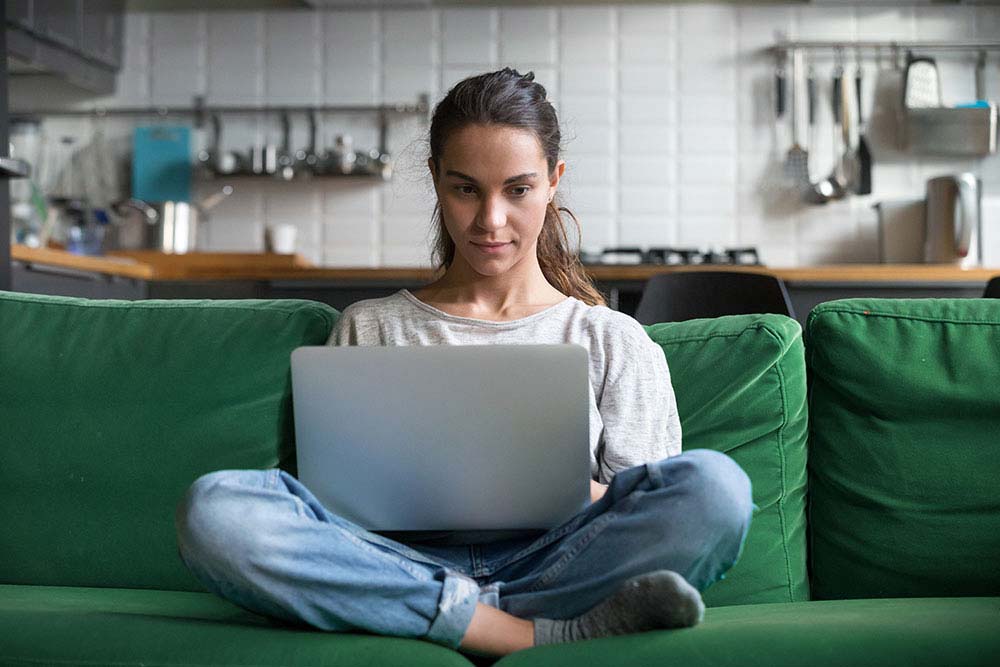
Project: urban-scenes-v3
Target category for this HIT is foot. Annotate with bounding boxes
[533,570,704,645]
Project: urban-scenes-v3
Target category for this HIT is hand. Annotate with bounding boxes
[590,479,608,504]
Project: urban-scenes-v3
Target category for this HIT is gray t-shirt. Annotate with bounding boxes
[328,289,682,485]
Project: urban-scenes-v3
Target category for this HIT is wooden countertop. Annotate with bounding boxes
[11,245,1000,285]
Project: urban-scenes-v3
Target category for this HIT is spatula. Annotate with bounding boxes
[782,50,812,195]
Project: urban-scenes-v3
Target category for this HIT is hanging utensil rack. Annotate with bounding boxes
[769,40,1000,58]
[10,94,431,159]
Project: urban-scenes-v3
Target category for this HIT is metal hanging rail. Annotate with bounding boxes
[10,94,431,160]
[9,94,431,122]
[769,40,1000,61]
[772,40,1000,53]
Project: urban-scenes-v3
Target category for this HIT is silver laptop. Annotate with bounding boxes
[290,344,591,531]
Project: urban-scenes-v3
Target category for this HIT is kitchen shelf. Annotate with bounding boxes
[10,94,431,158]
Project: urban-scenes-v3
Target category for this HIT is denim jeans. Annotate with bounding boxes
[175,448,752,650]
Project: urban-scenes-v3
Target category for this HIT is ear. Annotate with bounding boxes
[428,158,438,186]
[549,159,566,197]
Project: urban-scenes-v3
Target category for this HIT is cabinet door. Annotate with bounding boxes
[34,0,82,51]
[80,0,123,67]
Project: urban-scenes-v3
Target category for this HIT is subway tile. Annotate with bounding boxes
[915,6,973,41]
[737,6,793,52]
[442,8,497,65]
[619,6,674,35]
[679,186,736,216]
[561,154,615,185]
[620,156,676,186]
[558,94,615,126]
[574,214,616,249]
[620,65,675,95]
[620,126,676,155]
[265,12,321,105]
[200,189,263,252]
[679,63,735,95]
[677,5,736,64]
[560,32,615,65]
[322,216,375,246]
[569,187,615,215]
[560,6,614,36]
[680,95,738,125]
[856,7,915,41]
[326,11,378,67]
[384,66,437,104]
[206,12,263,106]
[679,156,737,186]
[678,125,737,156]
[326,66,379,105]
[560,65,614,95]
[150,13,205,105]
[619,33,672,65]
[382,177,435,217]
[384,10,436,66]
[618,215,676,247]
[619,94,676,125]
[795,7,857,42]
[563,124,614,155]
[499,8,556,64]
[619,185,672,215]
[323,180,379,215]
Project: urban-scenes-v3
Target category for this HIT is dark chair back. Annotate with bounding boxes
[634,270,795,325]
[984,276,1000,298]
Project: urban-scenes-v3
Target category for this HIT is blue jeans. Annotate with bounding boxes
[175,449,752,650]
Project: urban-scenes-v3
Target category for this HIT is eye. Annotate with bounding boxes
[455,184,477,196]
[509,186,531,197]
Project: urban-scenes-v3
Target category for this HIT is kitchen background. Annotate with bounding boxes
[8,1,1000,268]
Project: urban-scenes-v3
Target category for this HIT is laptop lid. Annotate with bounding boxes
[290,344,591,531]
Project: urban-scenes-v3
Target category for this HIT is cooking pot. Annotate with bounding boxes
[111,186,233,254]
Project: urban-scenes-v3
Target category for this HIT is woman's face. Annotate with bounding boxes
[430,123,564,278]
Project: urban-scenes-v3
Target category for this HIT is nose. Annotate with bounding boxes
[475,193,507,231]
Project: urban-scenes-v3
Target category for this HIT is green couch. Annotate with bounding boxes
[1,290,997,666]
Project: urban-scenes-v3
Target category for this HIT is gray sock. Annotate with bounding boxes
[532,570,704,645]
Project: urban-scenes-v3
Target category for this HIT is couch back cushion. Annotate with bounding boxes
[645,314,809,606]
[807,298,1000,599]
[0,291,336,592]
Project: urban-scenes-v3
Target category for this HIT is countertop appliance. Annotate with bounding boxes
[875,172,983,267]
[580,246,762,267]
[924,173,981,267]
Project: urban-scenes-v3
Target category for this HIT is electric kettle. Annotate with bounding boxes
[924,173,981,267]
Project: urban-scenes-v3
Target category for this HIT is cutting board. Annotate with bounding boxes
[132,125,191,203]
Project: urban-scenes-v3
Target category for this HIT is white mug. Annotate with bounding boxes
[266,224,298,254]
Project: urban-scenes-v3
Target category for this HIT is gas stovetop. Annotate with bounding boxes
[580,247,762,266]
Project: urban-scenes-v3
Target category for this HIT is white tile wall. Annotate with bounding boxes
[11,3,1000,268]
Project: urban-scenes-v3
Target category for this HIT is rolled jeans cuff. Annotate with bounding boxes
[424,571,480,649]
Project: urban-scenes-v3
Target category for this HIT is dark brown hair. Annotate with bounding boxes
[427,68,606,307]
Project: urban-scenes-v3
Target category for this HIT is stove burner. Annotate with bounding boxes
[581,247,761,266]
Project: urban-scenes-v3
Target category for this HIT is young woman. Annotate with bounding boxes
[176,68,753,658]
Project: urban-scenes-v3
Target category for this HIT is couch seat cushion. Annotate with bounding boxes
[0,584,474,667]
[494,597,1000,667]
[645,314,809,606]
[0,292,336,592]
[806,299,1000,599]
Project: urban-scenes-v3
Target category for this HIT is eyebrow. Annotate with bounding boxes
[445,170,539,185]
